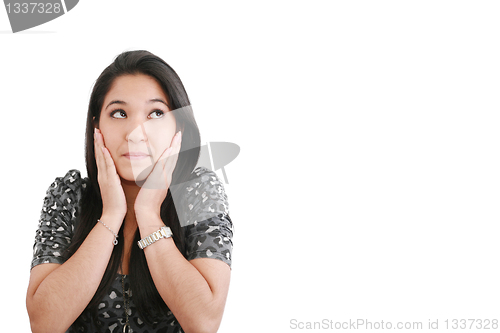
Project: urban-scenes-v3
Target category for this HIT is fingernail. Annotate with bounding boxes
[176,131,182,142]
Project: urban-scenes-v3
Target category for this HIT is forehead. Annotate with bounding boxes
[105,74,167,101]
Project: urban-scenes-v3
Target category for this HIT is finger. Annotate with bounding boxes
[163,131,182,172]
[142,147,171,189]
[95,129,118,175]
[141,131,181,189]
[101,145,119,177]
[152,147,173,180]
[154,130,181,171]
[94,129,106,173]
[163,149,179,173]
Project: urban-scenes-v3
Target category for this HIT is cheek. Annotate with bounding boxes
[100,129,119,152]
[99,127,127,165]
[100,126,118,143]
[143,121,176,159]
[150,132,175,160]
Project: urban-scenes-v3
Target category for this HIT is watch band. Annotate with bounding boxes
[138,226,172,249]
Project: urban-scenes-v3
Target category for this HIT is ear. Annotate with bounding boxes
[92,116,99,129]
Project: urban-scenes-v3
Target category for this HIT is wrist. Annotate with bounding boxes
[135,208,161,222]
[97,219,119,245]
[99,213,124,231]
[135,212,165,237]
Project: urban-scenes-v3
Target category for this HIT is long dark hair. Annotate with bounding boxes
[64,50,201,326]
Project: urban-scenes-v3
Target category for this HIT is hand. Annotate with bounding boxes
[134,131,182,219]
[94,128,127,223]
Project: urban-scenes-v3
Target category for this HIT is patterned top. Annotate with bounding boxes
[31,167,233,333]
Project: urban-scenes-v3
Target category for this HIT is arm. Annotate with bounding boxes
[26,214,123,333]
[137,213,231,333]
[27,129,128,333]
[134,132,233,333]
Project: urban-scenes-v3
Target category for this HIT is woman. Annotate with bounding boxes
[26,50,233,333]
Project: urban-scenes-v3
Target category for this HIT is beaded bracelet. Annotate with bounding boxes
[97,219,118,245]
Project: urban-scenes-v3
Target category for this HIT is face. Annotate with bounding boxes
[97,74,177,182]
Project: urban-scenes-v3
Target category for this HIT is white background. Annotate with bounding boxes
[1,1,499,332]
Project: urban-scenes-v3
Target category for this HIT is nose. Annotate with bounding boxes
[126,122,148,143]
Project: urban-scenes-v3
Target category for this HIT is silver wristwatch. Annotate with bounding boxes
[138,226,173,249]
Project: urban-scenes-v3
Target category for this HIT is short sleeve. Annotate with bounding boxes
[31,169,85,270]
[182,167,234,268]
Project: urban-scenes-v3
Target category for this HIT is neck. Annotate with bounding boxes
[120,177,141,240]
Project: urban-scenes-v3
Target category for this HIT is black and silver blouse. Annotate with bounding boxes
[31,167,233,333]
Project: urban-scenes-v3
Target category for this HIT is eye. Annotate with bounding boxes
[149,110,164,119]
[111,110,126,119]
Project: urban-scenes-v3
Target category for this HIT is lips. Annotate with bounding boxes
[123,152,150,160]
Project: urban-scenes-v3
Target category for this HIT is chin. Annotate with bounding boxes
[118,173,139,183]
[117,164,152,184]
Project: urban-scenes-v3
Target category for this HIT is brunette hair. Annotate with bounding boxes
[64,50,201,327]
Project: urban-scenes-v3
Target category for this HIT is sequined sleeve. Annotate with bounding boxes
[31,169,84,269]
[182,167,234,268]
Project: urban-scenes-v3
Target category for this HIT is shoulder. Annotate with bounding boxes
[184,167,229,221]
[172,167,229,227]
[187,166,228,203]
[42,169,88,217]
[32,170,88,269]
[47,169,86,192]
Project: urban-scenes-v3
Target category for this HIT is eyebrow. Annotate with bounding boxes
[105,98,170,110]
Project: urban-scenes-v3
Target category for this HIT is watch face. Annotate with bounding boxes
[161,226,172,238]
